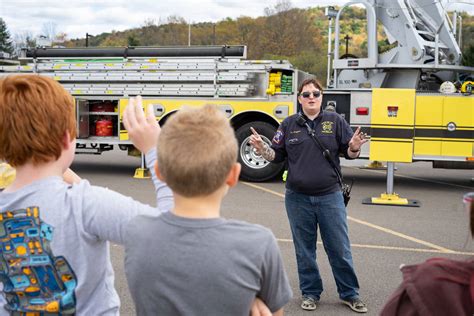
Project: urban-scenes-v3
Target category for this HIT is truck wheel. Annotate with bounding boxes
[235,122,284,182]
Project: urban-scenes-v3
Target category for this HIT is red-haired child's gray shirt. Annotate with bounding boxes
[0,149,173,315]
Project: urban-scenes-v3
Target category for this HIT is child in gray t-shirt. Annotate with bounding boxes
[124,104,292,315]
[0,75,173,315]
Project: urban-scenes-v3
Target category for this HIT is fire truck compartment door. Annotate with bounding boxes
[369,88,415,163]
[414,95,473,159]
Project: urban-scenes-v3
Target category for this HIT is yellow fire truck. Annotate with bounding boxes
[0,0,472,189]
[0,45,313,181]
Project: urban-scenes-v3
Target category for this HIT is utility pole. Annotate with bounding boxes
[85,33,92,47]
[188,24,191,46]
[212,24,216,45]
[344,34,352,56]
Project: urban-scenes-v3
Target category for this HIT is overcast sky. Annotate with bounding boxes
[1,0,473,40]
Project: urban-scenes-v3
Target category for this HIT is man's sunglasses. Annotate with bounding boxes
[300,91,321,98]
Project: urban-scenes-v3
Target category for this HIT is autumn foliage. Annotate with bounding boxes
[63,4,474,83]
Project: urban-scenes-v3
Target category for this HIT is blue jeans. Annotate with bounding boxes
[285,189,359,301]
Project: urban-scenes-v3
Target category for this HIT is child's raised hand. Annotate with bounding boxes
[123,96,160,154]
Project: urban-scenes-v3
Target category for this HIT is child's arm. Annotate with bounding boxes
[1,165,80,187]
[250,297,283,316]
[0,162,16,189]
[79,96,174,245]
[123,95,174,212]
[250,297,271,316]
[63,168,81,184]
[258,233,292,313]
[144,148,174,212]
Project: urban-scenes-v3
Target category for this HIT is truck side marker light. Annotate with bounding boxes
[356,107,369,115]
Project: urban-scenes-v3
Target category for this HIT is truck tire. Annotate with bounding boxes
[235,121,284,182]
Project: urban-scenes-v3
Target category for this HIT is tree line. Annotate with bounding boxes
[1,2,473,83]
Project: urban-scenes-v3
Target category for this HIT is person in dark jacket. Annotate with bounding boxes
[380,193,474,316]
[250,78,368,313]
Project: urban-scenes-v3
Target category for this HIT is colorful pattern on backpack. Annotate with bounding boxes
[0,207,76,314]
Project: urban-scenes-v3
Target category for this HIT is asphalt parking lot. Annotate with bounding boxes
[72,149,474,315]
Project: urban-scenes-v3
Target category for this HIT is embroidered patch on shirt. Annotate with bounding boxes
[273,129,284,144]
[321,121,334,134]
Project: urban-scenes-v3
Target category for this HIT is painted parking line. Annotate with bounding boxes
[347,216,454,253]
[241,181,457,254]
[275,239,474,256]
[347,166,473,190]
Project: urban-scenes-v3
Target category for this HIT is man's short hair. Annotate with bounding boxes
[157,104,237,197]
[0,75,76,167]
[298,78,323,94]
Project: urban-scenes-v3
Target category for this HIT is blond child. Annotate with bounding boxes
[123,104,292,315]
[0,75,271,316]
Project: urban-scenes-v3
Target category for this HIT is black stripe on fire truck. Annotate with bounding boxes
[413,138,473,143]
[414,129,473,139]
[369,138,413,143]
[351,126,371,134]
[368,128,473,140]
[370,124,414,127]
[415,124,473,129]
[370,128,414,139]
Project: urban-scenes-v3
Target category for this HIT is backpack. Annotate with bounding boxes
[0,207,77,314]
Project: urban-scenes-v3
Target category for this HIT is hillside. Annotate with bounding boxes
[65,5,474,84]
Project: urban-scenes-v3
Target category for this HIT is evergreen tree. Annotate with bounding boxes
[0,18,14,54]
[462,44,474,67]
[127,34,140,46]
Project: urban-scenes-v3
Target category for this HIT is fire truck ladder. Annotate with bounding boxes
[0,46,277,177]
[1,46,274,98]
